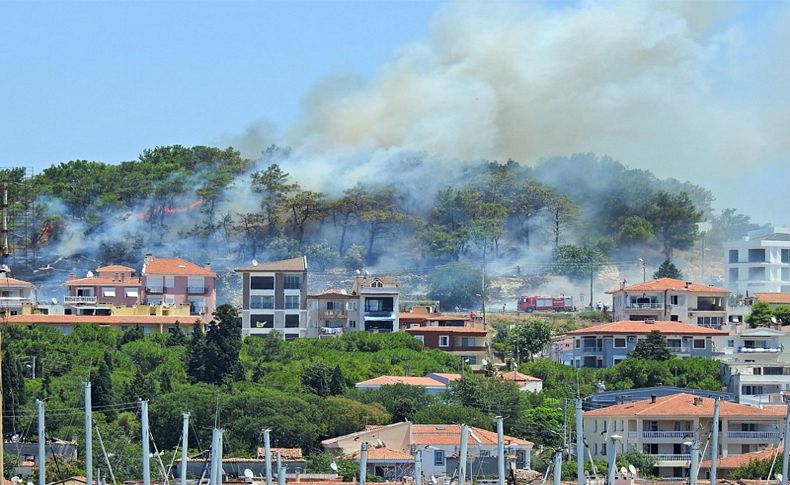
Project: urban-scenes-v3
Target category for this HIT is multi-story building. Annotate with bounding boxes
[322,421,532,480]
[718,326,790,405]
[0,272,36,316]
[405,326,489,365]
[725,226,790,295]
[141,255,217,322]
[65,265,141,311]
[350,276,400,333]
[584,393,786,479]
[567,320,726,368]
[5,313,202,335]
[608,278,730,328]
[235,257,308,340]
[306,289,356,338]
[399,307,471,330]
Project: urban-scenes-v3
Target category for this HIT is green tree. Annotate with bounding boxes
[2,341,26,429]
[618,450,656,477]
[546,194,579,246]
[251,163,298,236]
[510,320,553,361]
[329,365,346,395]
[201,305,243,384]
[729,457,780,480]
[186,323,207,383]
[553,245,605,281]
[118,325,144,346]
[427,263,483,311]
[301,361,333,397]
[630,331,672,361]
[449,375,520,424]
[645,191,702,259]
[413,403,492,429]
[90,357,113,409]
[355,384,433,422]
[653,259,682,279]
[747,301,774,327]
[617,216,654,245]
[772,305,790,325]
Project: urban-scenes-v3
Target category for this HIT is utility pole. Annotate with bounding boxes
[710,398,720,485]
[141,400,150,485]
[606,435,621,485]
[481,250,487,328]
[576,400,584,485]
[552,449,562,485]
[589,267,594,310]
[496,417,505,485]
[84,382,93,485]
[1,332,4,484]
[263,429,272,485]
[782,401,790,485]
[37,399,45,485]
[359,442,368,485]
[459,425,469,485]
[209,429,220,485]
[180,413,189,485]
[688,440,699,485]
[276,451,285,485]
[414,449,422,485]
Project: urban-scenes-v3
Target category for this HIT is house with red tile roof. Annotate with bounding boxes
[405,326,489,366]
[5,314,203,335]
[698,447,780,479]
[567,320,727,368]
[321,421,532,480]
[142,254,216,323]
[500,371,542,393]
[65,265,141,309]
[0,272,36,316]
[608,277,731,328]
[584,393,785,479]
[355,373,462,394]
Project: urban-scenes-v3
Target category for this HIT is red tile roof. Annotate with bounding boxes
[700,448,779,469]
[308,289,352,298]
[405,327,488,335]
[96,265,135,272]
[356,376,447,388]
[5,315,200,326]
[0,277,34,287]
[235,256,307,272]
[66,277,141,286]
[501,371,541,383]
[255,447,303,460]
[566,320,727,336]
[429,373,462,380]
[412,424,532,446]
[349,447,414,461]
[585,393,787,417]
[144,258,216,276]
[754,293,790,304]
[607,278,729,294]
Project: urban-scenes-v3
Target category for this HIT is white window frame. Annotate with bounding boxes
[125,287,139,298]
[693,339,706,349]
[285,295,300,309]
[102,287,116,297]
[439,335,450,347]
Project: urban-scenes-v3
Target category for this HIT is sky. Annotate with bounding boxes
[1,0,789,224]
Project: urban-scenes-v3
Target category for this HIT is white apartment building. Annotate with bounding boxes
[306,289,358,337]
[584,393,786,479]
[234,257,308,340]
[608,278,730,328]
[718,326,790,405]
[350,276,400,333]
[0,274,36,316]
[725,226,790,295]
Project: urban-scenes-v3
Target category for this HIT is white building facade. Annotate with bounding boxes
[725,227,790,295]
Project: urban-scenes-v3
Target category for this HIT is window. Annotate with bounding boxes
[601,443,607,456]
[251,314,274,328]
[439,335,450,347]
[729,250,739,263]
[250,295,274,309]
[414,335,424,344]
[575,339,580,348]
[670,295,679,305]
[285,314,301,328]
[479,451,491,458]
[284,334,299,341]
[670,315,679,321]
[784,249,790,263]
[434,450,445,466]
[284,274,302,290]
[125,288,139,298]
[749,248,766,263]
[349,320,357,328]
[727,339,734,348]
[365,297,394,312]
[614,338,626,348]
[783,268,790,281]
[164,276,175,288]
[729,268,739,282]
[102,287,116,297]
[251,276,274,290]
[285,295,300,309]
[693,339,706,349]
[749,267,766,281]
[372,280,383,288]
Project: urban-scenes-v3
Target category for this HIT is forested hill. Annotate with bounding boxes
[8,145,762,299]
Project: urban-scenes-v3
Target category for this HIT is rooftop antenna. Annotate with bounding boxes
[251,259,259,267]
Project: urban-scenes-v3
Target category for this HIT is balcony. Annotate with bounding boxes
[319,327,344,336]
[642,431,694,440]
[64,296,98,304]
[667,346,692,353]
[146,286,164,294]
[320,310,348,319]
[739,346,782,354]
[625,302,663,309]
[579,347,603,354]
[649,454,690,463]
[728,431,781,440]
[187,286,206,295]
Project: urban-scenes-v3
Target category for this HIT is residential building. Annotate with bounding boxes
[699,448,780,479]
[350,276,400,333]
[567,320,727,368]
[719,326,790,405]
[321,421,532,480]
[355,373,462,394]
[751,292,790,309]
[608,278,730,327]
[549,337,574,366]
[584,387,735,411]
[306,289,356,338]
[235,257,308,340]
[500,371,543,392]
[725,226,790,295]
[405,326,489,365]
[399,307,471,330]
[142,255,216,322]
[0,273,36,316]
[584,393,786,479]
[65,265,141,311]
[5,314,202,334]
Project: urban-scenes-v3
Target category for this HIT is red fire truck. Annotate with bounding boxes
[517,295,574,313]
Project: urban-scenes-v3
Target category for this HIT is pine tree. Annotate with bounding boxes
[166,323,188,347]
[653,259,682,279]
[2,342,26,429]
[186,323,206,383]
[118,325,144,347]
[91,357,114,419]
[630,330,672,360]
[329,365,345,395]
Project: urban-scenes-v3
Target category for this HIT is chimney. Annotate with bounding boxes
[204,262,212,270]
[650,395,657,404]
[144,253,154,264]
[685,281,693,288]
[693,397,704,406]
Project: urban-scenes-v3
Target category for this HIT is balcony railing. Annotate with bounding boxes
[146,286,164,294]
[643,431,693,439]
[579,347,603,354]
[320,310,348,318]
[187,286,206,295]
[64,296,98,304]
[319,327,344,336]
[667,346,692,353]
[739,346,782,353]
[625,302,663,309]
[728,431,781,440]
[628,432,638,439]
[649,454,690,462]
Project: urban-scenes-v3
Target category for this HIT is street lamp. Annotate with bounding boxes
[683,440,699,485]
[475,293,486,328]
[606,435,622,485]
[638,258,646,282]
[461,358,471,375]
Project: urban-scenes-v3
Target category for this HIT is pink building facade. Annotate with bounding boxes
[65,265,141,309]
[141,255,217,322]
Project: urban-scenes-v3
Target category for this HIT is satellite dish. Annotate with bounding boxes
[244,469,254,479]
[778,473,784,482]
[481,359,489,367]
[27,481,34,485]
[772,316,778,323]
[364,270,370,277]
[252,259,259,267]
[87,271,94,278]
[431,476,437,485]
[377,439,385,447]
[355,269,361,275]
[330,461,339,472]
[51,298,58,305]
[620,467,627,476]
[628,465,637,476]
[11,477,19,484]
